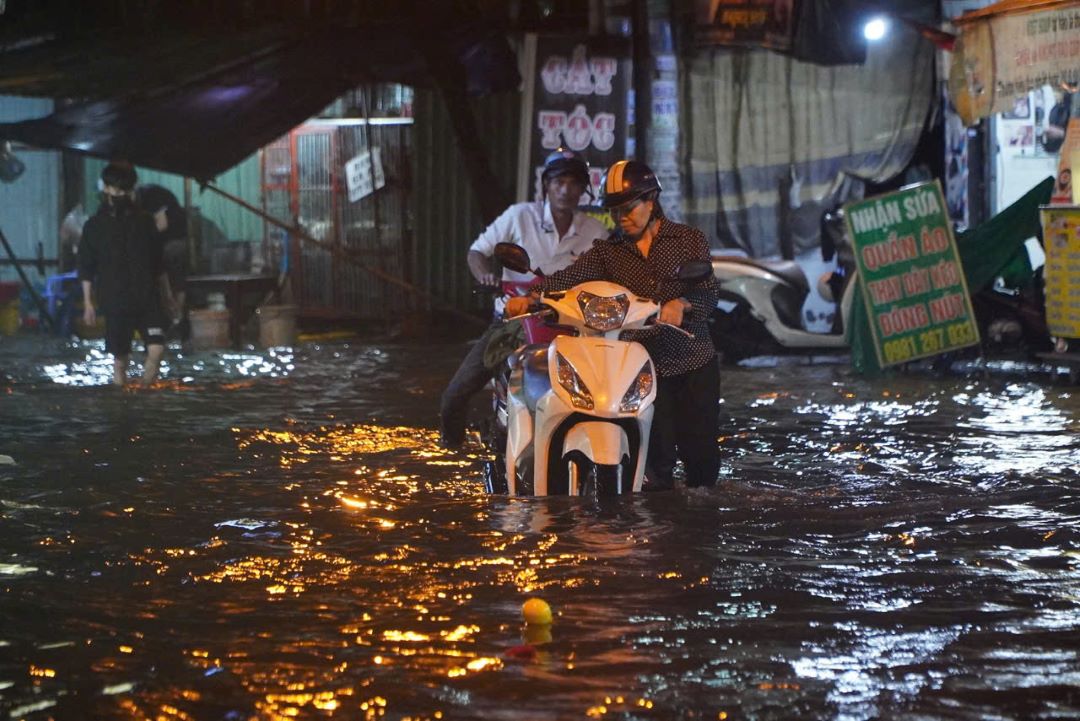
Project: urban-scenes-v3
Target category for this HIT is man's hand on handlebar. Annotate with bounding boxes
[467,250,497,287]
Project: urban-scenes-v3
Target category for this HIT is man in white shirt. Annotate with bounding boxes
[439,149,608,448]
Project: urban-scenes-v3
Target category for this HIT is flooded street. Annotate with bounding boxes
[1,336,1078,720]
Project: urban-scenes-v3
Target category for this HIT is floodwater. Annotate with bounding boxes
[1,335,1078,721]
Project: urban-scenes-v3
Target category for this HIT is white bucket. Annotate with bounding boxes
[189,308,230,349]
[256,304,297,347]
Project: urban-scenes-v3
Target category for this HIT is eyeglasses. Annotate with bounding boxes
[609,198,645,218]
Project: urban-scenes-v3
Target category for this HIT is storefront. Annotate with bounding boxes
[945,0,1080,352]
[946,0,1079,223]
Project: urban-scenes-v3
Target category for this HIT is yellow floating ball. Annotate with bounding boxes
[521,597,553,625]
[523,624,553,646]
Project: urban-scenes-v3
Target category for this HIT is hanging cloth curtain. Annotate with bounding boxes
[683,24,936,257]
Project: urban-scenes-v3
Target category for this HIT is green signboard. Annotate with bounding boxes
[845,181,981,367]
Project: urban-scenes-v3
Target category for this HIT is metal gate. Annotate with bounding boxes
[261,119,413,320]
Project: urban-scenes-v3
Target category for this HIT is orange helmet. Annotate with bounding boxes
[599,160,661,209]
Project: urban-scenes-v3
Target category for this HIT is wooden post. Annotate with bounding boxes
[632,0,651,162]
[416,25,509,225]
[183,177,197,272]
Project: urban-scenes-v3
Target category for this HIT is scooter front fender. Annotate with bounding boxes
[533,401,653,495]
[562,421,630,467]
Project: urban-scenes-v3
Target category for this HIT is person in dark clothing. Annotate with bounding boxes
[79,163,176,386]
[1042,89,1072,154]
[506,160,721,490]
[137,184,189,337]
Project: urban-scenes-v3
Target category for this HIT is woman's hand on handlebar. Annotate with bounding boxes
[504,295,533,318]
[658,298,692,327]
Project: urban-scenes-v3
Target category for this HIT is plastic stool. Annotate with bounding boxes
[43,271,78,335]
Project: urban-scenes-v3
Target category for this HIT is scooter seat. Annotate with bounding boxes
[520,344,551,412]
[715,255,809,296]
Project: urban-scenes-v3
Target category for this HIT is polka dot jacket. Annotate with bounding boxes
[533,219,719,377]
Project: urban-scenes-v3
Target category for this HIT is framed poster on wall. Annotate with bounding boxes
[517,35,631,203]
[694,0,796,50]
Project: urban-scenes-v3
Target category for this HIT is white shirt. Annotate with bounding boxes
[469,201,608,283]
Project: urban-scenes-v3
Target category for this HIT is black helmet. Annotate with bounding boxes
[541,147,590,187]
[101,162,137,192]
[599,159,661,209]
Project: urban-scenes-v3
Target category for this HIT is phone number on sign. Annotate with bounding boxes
[882,321,977,364]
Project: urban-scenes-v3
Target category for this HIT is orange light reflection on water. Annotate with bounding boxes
[173,520,589,712]
[234,424,454,469]
[111,421,602,718]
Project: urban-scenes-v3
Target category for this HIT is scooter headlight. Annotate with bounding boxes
[577,291,630,332]
[619,361,654,413]
[554,351,594,410]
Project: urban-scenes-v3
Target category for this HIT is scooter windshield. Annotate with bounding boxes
[577,291,630,332]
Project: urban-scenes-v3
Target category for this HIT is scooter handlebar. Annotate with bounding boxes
[505,305,553,322]
[650,319,695,338]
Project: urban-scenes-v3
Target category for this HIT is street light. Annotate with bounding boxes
[863,16,888,42]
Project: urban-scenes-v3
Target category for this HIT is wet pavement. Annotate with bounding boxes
[0,334,1078,720]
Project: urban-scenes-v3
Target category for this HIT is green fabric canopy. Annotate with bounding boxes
[849,176,1055,374]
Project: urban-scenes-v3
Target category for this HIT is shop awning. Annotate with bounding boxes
[0,17,518,181]
[948,0,1080,125]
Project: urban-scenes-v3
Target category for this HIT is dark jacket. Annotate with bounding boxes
[77,204,164,316]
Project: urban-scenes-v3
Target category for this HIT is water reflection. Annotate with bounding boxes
[0,338,1077,719]
[31,339,297,387]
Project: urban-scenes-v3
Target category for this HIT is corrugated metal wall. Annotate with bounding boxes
[261,120,412,320]
[412,89,521,313]
[333,122,412,318]
[0,96,60,285]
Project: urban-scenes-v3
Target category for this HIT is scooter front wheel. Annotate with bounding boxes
[570,460,623,497]
[482,457,508,495]
[591,464,622,496]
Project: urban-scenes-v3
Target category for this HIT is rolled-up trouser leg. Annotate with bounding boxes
[439,324,499,445]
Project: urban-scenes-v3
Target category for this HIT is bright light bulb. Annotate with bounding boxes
[864,17,888,41]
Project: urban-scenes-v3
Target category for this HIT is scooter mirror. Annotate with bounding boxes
[673,259,713,283]
[494,242,532,274]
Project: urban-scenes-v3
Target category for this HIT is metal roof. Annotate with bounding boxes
[0,1,519,180]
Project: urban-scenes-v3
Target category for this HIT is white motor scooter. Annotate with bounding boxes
[709,208,857,360]
[487,243,710,497]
